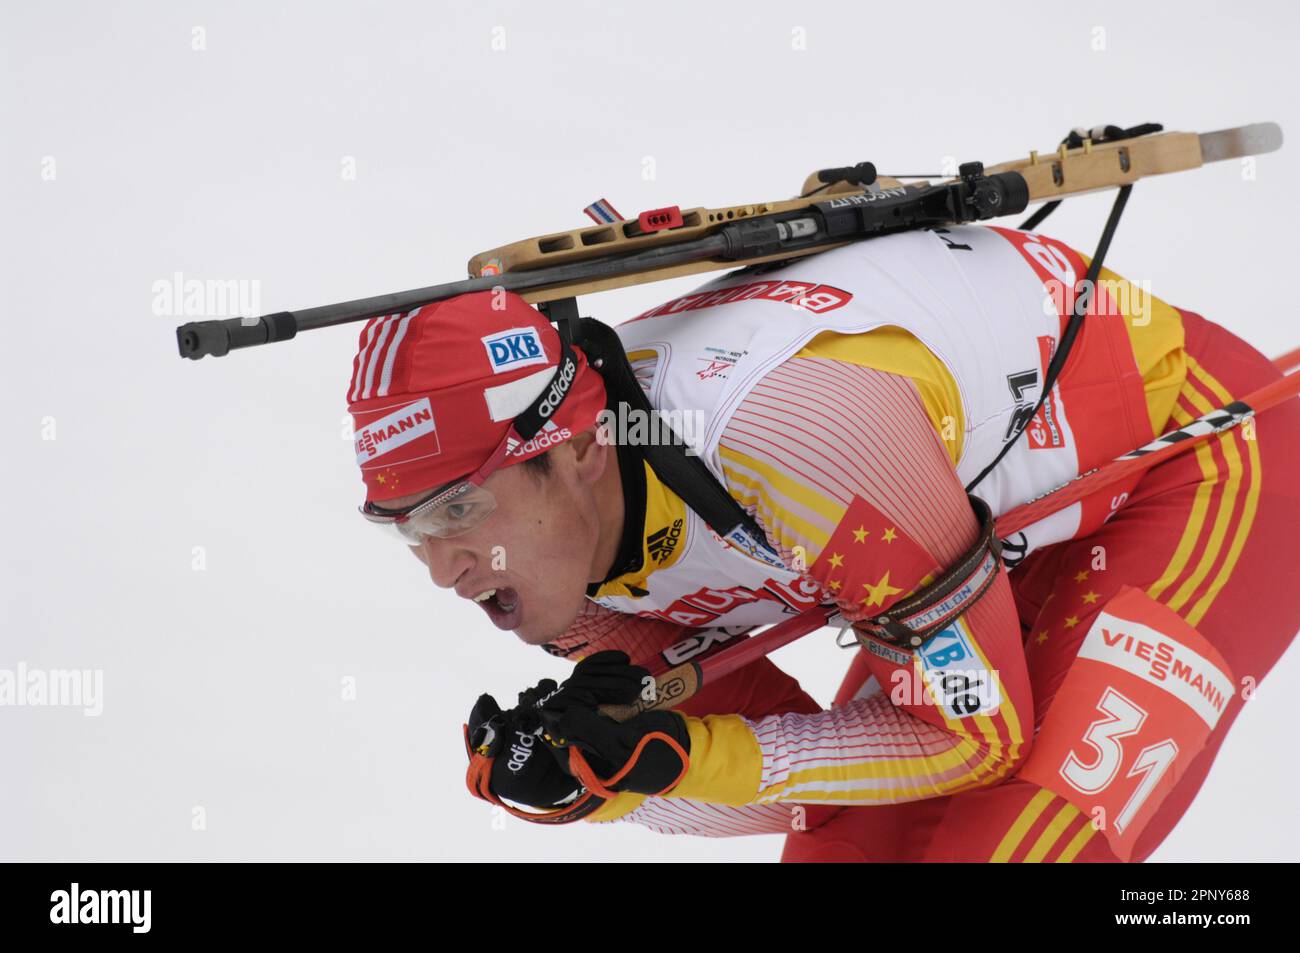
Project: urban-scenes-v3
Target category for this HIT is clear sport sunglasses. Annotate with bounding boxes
[361,479,498,543]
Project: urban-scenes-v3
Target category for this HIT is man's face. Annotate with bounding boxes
[380,432,616,645]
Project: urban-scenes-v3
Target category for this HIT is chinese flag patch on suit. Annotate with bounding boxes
[810,495,941,619]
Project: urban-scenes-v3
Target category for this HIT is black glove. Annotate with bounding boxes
[464,692,583,810]
[543,705,691,796]
[525,650,653,714]
[534,651,692,797]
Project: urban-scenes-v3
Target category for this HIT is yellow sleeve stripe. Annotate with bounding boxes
[718,444,845,527]
[718,474,831,566]
[717,445,846,565]
[796,326,964,466]
[750,632,1027,807]
[670,713,764,806]
[756,740,1007,804]
[717,469,831,559]
[760,737,976,795]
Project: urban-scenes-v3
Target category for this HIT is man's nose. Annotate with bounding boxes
[416,535,473,590]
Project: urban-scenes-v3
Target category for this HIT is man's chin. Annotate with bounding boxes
[512,614,568,646]
[513,627,551,647]
[512,596,585,646]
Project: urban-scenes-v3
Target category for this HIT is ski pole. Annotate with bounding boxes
[1272,344,1300,374]
[995,365,1300,537]
[596,604,839,722]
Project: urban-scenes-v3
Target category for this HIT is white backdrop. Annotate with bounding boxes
[2,0,1297,861]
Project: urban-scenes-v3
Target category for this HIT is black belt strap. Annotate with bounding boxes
[852,494,1003,650]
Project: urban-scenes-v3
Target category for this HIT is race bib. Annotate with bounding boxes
[1018,585,1235,860]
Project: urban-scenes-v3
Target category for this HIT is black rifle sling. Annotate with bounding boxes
[965,184,1133,495]
[575,316,771,549]
[1018,200,1061,232]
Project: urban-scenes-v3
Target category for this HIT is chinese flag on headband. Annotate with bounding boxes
[810,495,941,615]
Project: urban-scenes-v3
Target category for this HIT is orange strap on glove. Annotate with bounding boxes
[463,652,692,823]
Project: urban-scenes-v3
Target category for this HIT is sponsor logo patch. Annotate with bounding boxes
[864,636,913,667]
[1027,335,1064,450]
[917,618,1001,718]
[355,397,438,463]
[508,419,571,457]
[647,519,684,564]
[505,728,537,773]
[721,526,787,569]
[481,327,548,373]
[538,354,577,419]
[696,345,745,381]
[633,279,853,320]
[1079,605,1233,728]
[662,628,740,666]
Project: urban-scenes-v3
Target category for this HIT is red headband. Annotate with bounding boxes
[346,292,607,503]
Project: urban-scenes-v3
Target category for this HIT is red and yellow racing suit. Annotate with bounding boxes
[539,226,1300,861]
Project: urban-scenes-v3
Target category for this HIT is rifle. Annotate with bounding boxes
[174,122,1281,361]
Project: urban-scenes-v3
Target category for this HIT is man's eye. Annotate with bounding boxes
[445,502,474,521]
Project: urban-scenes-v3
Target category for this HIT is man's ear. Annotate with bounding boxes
[567,426,611,485]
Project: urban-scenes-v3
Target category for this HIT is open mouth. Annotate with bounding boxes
[473,586,522,631]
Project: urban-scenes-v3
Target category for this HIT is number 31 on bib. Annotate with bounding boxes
[1017,585,1235,861]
